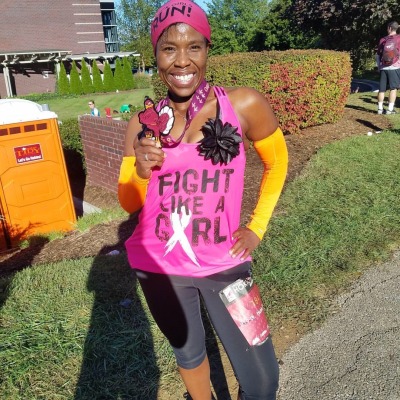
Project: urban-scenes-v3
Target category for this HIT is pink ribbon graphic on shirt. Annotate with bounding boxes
[164,210,200,267]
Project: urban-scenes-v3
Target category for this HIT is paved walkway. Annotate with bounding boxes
[351,79,380,93]
[277,251,400,400]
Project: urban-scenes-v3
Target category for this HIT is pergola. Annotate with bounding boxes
[0,50,140,97]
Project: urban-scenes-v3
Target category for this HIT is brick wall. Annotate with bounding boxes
[79,115,127,194]
[0,0,105,54]
[11,70,56,97]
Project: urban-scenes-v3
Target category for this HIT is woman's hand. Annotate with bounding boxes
[229,227,260,260]
[134,138,166,179]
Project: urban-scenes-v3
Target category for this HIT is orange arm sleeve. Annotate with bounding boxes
[246,128,288,240]
[118,156,150,214]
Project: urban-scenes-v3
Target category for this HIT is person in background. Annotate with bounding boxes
[376,21,400,115]
[88,100,100,116]
[118,0,288,399]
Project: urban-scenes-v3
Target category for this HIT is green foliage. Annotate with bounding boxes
[19,92,78,102]
[92,61,104,92]
[207,0,269,55]
[58,118,85,175]
[290,0,400,71]
[69,61,83,95]
[103,61,115,92]
[117,0,162,69]
[57,62,70,95]
[205,49,351,134]
[58,118,83,156]
[152,72,167,102]
[133,73,152,89]
[253,0,320,51]
[113,58,125,91]
[265,50,352,134]
[80,58,94,94]
[122,57,135,90]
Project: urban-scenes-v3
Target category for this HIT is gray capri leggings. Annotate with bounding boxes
[135,262,279,400]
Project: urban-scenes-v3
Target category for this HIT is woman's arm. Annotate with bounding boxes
[227,87,288,259]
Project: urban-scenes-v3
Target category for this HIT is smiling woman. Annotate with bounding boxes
[117,1,288,399]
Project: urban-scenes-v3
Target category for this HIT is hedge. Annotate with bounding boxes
[152,49,352,135]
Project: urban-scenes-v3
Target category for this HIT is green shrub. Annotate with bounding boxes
[92,61,104,93]
[58,118,83,156]
[81,58,94,94]
[114,58,125,91]
[152,49,352,135]
[57,62,70,95]
[264,50,351,134]
[19,92,78,102]
[134,73,152,89]
[69,61,83,95]
[123,56,135,90]
[103,61,115,92]
[152,72,166,101]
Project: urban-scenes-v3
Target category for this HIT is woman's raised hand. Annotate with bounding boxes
[134,137,166,179]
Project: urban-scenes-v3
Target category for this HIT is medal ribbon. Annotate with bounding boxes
[157,79,210,147]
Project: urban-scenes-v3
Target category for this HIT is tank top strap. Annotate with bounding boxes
[213,86,242,135]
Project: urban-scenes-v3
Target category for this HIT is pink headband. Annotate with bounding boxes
[151,0,211,52]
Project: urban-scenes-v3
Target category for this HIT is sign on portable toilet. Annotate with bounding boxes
[0,99,76,250]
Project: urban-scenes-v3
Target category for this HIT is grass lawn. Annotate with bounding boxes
[1,91,399,399]
[43,88,154,121]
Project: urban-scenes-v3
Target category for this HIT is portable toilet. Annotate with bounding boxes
[0,99,76,249]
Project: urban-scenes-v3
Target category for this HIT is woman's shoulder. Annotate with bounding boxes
[220,86,268,110]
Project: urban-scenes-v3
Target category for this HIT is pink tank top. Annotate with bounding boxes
[125,87,251,277]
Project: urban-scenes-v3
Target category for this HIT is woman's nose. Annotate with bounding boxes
[174,49,190,67]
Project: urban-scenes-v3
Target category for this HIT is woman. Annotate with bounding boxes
[118,1,288,399]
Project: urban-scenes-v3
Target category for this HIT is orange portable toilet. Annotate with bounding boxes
[0,99,76,249]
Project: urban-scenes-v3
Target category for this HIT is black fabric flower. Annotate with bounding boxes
[198,118,242,165]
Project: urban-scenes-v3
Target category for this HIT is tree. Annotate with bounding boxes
[91,61,104,92]
[291,0,400,70]
[81,58,95,94]
[69,61,83,95]
[206,0,269,55]
[113,58,125,91]
[122,56,135,90]
[57,62,70,95]
[251,0,320,51]
[117,0,163,70]
[103,61,115,92]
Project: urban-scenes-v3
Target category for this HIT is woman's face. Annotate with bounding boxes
[156,23,210,100]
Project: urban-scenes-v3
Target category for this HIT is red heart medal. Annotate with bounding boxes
[138,96,174,148]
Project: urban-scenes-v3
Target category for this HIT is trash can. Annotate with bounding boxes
[0,99,76,249]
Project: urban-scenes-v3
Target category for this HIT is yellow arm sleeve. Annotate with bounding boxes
[118,156,150,214]
[246,128,288,240]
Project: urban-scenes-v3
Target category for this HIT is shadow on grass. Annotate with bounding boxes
[74,214,234,399]
[0,234,49,309]
[74,216,160,399]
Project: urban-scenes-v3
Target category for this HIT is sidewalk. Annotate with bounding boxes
[351,79,380,93]
[277,250,400,400]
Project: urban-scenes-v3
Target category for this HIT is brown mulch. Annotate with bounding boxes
[0,107,391,277]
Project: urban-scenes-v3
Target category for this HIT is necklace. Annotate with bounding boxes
[173,108,187,122]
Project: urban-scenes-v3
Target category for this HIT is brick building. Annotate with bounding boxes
[0,0,136,97]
